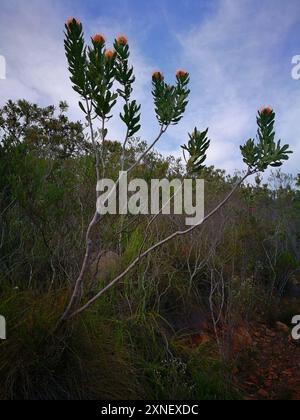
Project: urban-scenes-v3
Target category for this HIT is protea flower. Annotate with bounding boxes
[260,107,273,116]
[152,71,164,82]
[176,69,188,80]
[116,35,128,46]
[65,17,81,28]
[92,34,105,45]
[105,49,115,60]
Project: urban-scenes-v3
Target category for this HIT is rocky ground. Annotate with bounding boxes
[185,315,300,400]
[234,321,300,400]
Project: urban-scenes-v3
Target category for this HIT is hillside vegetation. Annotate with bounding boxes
[0,19,299,400]
[0,99,299,400]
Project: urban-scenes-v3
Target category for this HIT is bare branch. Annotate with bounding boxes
[66,170,254,320]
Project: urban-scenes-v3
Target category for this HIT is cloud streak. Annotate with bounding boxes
[172,0,300,173]
[0,0,299,175]
[0,0,158,142]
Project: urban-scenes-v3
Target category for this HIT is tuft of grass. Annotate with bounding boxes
[0,290,139,400]
[0,288,240,400]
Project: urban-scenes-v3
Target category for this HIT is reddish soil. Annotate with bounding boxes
[235,323,300,400]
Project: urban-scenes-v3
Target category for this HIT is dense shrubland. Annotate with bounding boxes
[0,99,299,399]
[0,18,299,400]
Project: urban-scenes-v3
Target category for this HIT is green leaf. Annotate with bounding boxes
[78,101,87,114]
[182,127,211,174]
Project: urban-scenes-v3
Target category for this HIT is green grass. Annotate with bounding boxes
[0,289,239,400]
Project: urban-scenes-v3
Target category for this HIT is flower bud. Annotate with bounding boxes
[176,69,188,80]
[260,107,273,116]
[105,49,115,60]
[66,17,81,29]
[116,35,128,46]
[92,34,105,45]
[152,71,164,82]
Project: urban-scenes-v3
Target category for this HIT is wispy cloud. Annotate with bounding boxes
[0,0,299,175]
[0,0,79,114]
[171,0,300,173]
[0,0,158,142]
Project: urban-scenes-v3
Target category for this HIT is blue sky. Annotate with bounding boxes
[0,0,300,175]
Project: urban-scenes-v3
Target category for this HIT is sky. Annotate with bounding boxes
[0,0,300,175]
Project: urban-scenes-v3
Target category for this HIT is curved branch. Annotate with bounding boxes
[61,125,169,321]
[66,169,254,320]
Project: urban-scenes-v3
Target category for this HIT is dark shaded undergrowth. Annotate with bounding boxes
[0,289,238,400]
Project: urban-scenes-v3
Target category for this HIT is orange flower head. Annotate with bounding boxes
[66,17,81,29]
[116,35,128,46]
[176,69,188,80]
[105,49,115,60]
[260,106,273,116]
[92,34,105,45]
[152,71,164,82]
